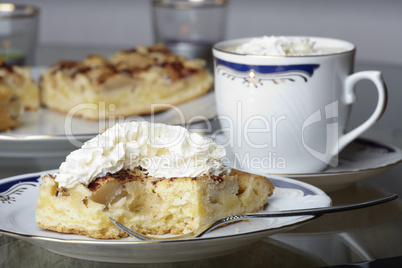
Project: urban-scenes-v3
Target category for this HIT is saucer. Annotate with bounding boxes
[216,137,402,191]
[284,138,402,191]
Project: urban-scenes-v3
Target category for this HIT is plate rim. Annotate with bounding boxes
[0,170,330,244]
[0,115,213,142]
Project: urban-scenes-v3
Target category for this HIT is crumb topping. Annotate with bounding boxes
[54,167,228,193]
[47,44,203,86]
[87,169,144,191]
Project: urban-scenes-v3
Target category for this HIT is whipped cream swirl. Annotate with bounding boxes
[55,121,229,188]
[234,36,328,56]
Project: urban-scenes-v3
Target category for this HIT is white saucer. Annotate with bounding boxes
[283,138,402,191]
[216,137,402,191]
[0,170,330,263]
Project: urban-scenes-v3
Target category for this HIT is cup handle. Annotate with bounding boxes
[338,71,387,152]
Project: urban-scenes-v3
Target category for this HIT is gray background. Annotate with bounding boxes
[8,0,402,65]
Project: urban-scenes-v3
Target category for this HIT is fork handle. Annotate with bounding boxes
[245,193,398,218]
[196,194,398,237]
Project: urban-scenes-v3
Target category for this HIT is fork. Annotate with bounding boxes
[109,193,397,241]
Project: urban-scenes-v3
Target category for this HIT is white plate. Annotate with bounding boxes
[0,91,216,157]
[216,136,402,191]
[0,170,331,263]
[0,66,217,175]
[0,66,216,155]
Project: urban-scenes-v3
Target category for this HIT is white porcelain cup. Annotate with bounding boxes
[213,37,387,174]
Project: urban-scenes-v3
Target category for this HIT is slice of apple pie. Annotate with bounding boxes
[35,121,274,239]
[36,168,274,239]
[39,44,213,120]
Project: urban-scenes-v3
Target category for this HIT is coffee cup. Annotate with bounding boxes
[213,36,387,174]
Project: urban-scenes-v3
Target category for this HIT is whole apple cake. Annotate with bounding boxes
[39,44,213,120]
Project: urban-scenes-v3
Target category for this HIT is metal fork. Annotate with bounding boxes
[109,194,397,241]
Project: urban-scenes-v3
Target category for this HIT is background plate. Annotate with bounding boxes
[0,67,217,176]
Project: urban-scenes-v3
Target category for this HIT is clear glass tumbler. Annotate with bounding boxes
[0,4,40,66]
[151,0,228,69]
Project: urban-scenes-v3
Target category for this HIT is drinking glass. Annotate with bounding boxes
[0,3,40,66]
[151,0,228,69]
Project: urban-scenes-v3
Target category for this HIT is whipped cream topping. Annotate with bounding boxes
[233,36,342,56]
[55,121,229,188]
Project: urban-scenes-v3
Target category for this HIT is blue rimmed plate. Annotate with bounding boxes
[0,170,331,263]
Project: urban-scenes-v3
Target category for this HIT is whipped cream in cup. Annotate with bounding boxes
[56,121,229,188]
[231,36,347,56]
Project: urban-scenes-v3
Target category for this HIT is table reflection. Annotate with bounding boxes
[273,183,402,265]
[0,234,325,267]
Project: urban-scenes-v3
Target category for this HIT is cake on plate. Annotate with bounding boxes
[39,44,213,120]
[0,83,22,131]
[35,121,274,239]
[0,59,40,111]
